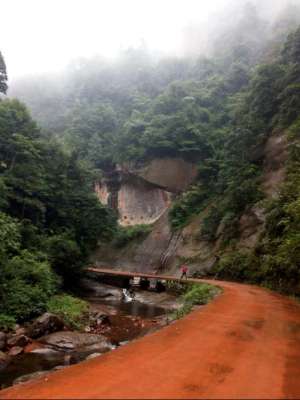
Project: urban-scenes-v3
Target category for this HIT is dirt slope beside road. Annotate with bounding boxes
[1,278,300,399]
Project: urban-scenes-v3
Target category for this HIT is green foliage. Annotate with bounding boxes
[0,314,16,331]
[45,233,83,281]
[165,280,189,295]
[213,120,300,295]
[47,295,89,330]
[282,26,300,63]
[0,251,60,321]
[170,185,209,230]
[0,212,21,258]
[213,252,261,282]
[0,94,117,324]
[113,224,151,248]
[201,206,223,241]
[0,52,7,94]
[0,99,117,279]
[183,283,220,305]
[258,122,300,294]
[170,283,220,320]
[65,103,118,170]
[171,303,193,320]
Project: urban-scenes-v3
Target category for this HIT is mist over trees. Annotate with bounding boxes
[0,66,116,326]
[9,1,300,138]
[0,52,7,95]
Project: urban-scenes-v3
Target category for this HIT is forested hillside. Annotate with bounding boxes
[0,55,117,328]
[1,2,300,329]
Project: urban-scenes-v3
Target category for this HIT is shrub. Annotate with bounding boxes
[183,283,220,306]
[0,314,16,331]
[0,212,21,258]
[213,251,261,282]
[170,283,220,320]
[165,280,189,295]
[0,250,60,321]
[169,185,209,230]
[47,294,89,330]
[113,224,151,248]
[201,206,223,241]
[45,233,83,281]
[171,303,193,320]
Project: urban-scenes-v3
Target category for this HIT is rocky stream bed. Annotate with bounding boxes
[0,279,181,389]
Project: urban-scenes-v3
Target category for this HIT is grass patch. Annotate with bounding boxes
[47,294,89,330]
[112,224,152,248]
[0,314,16,331]
[170,282,220,320]
[165,280,189,295]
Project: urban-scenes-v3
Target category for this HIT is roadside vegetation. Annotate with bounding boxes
[47,295,89,330]
[168,282,221,320]
[212,120,300,295]
[0,63,116,328]
[112,224,152,248]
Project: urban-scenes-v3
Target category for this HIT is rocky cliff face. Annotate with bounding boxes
[133,158,198,193]
[92,134,288,275]
[95,158,196,226]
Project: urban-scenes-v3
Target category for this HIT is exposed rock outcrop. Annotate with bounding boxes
[27,313,65,339]
[95,158,197,226]
[8,346,24,356]
[0,332,6,351]
[7,335,30,348]
[93,132,289,275]
[117,179,172,226]
[0,350,8,365]
[40,331,112,352]
[262,132,288,198]
[133,158,198,193]
[13,371,50,385]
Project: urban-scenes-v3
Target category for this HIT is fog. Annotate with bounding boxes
[1,0,299,80]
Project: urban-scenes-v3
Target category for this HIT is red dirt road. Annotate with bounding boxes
[1,276,300,399]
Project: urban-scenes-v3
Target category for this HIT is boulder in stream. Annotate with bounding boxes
[0,332,6,350]
[30,348,62,355]
[0,350,8,365]
[27,313,65,339]
[7,334,30,348]
[13,370,50,385]
[90,312,111,327]
[40,331,112,352]
[85,352,102,360]
[8,346,24,356]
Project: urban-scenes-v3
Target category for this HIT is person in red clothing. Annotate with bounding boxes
[180,264,188,280]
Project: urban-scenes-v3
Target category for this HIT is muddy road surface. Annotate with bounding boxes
[1,278,300,399]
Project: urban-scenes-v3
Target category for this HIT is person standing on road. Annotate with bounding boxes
[180,264,188,280]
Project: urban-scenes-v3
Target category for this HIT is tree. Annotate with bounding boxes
[0,52,8,95]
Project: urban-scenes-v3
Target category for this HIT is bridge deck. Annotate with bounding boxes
[87,267,194,281]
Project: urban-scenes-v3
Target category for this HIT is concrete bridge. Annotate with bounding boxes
[86,267,186,290]
[87,266,179,280]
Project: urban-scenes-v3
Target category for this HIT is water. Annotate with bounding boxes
[0,282,170,389]
[88,295,168,319]
[0,352,66,389]
[109,299,167,318]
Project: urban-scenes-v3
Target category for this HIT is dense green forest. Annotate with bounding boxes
[1,2,300,328]
[0,54,117,328]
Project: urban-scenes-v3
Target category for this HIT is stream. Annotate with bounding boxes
[0,279,179,389]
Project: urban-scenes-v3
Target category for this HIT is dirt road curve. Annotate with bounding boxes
[1,276,300,399]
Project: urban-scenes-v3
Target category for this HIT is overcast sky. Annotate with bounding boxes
[0,0,295,80]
